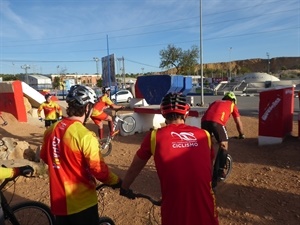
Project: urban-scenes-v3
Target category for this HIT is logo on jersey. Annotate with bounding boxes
[171,131,198,148]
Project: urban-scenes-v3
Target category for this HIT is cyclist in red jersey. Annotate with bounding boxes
[91,86,124,139]
[201,91,245,188]
[120,93,219,225]
[40,85,121,225]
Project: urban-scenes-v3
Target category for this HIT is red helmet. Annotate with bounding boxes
[160,93,190,117]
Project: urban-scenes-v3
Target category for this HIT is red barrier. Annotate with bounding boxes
[258,86,294,145]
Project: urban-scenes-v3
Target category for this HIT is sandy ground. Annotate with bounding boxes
[0,108,299,225]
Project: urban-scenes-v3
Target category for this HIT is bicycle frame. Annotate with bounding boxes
[100,109,136,157]
[0,172,54,225]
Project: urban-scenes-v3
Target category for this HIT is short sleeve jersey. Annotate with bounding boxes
[137,124,219,225]
[40,118,119,215]
[91,95,113,117]
[37,101,62,120]
[201,100,240,126]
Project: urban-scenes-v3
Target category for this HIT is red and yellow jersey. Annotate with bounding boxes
[201,100,240,126]
[37,101,62,120]
[91,95,113,118]
[40,118,119,215]
[137,124,219,225]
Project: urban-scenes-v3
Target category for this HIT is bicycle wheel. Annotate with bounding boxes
[99,216,115,225]
[223,154,233,181]
[5,201,54,225]
[120,116,136,133]
[99,138,112,157]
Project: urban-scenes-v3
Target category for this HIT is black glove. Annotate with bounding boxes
[238,134,245,139]
[110,179,122,189]
[14,165,34,177]
[120,187,136,199]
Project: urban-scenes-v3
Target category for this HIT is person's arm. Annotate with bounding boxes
[233,116,244,137]
[121,154,148,190]
[56,103,63,118]
[37,103,43,117]
[0,167,14,179]
[110,103,124,110]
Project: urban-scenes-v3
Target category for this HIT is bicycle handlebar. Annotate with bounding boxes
[132,192,161,206]
[0,165,34,190]
[96,183,161,206]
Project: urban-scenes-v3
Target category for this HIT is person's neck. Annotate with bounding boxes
[166,118,185,125]
[67,116,85,124]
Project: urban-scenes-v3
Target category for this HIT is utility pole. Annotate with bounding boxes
[229,47,232,82]
[199,0,204,106]
[141,68,144,75]
[21,64,30,84]
[266,52,270,74]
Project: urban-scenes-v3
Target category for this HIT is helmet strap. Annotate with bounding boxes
[83,103,93,125]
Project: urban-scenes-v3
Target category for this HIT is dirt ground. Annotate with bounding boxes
[0,110,299,225]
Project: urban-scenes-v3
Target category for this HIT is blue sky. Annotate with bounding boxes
[0,0,299,75]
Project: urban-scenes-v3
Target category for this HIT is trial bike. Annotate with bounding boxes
[99,108,136,157]
[0,166,55,225]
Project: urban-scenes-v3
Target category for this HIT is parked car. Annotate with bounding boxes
[110,89,133,103]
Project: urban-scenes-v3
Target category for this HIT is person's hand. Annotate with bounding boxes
[13,165,34,177]
[120,187,136,199]
[110,179,122,189]
[238,134,245,139]
[38,117,43,121]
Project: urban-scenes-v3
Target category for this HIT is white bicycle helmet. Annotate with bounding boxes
[66,85,97,106]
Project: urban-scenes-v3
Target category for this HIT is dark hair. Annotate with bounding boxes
[66,101,87,117]
[164,113,185,122]
[45,93,51,100]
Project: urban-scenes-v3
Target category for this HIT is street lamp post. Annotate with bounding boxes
[266,52,270,74]
[229,47,232,82]
[117,57,125,88]
[93,57,99,75]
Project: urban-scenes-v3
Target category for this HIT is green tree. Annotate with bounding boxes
[159,44,199,75]
[53,77,60,89]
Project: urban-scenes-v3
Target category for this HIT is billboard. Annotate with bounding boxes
[101,54,116,87]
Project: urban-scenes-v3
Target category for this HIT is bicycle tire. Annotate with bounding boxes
[223,154,233,181]
[99,216,115,225]
[5,201,54,225]
[120,116,136,133]
[99,138,112,157]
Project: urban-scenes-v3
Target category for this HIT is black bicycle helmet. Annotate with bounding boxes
[160,93,190,117]
[66,85,97,106]
[102,86,111,94]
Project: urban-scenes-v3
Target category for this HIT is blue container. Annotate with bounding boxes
[137,75,192,104]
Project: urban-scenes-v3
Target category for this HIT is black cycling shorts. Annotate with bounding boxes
[201,121,228,142]
[55,204,99,225]
[45,120,57,127]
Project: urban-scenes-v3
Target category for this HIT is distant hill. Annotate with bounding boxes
[161,57,300,77]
